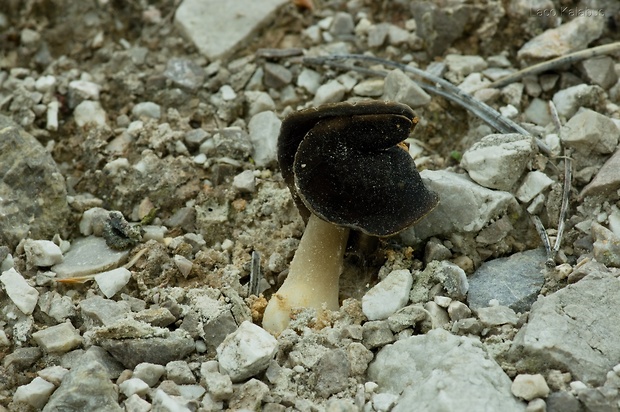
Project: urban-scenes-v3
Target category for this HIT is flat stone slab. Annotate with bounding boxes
[174,0,288,61]
[467,248,547,313]
[510,270,620,385]
[52,237,129,278]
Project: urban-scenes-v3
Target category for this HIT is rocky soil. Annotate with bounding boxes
[2,0,620,411]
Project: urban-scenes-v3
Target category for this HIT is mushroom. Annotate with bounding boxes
[262,100,439,333]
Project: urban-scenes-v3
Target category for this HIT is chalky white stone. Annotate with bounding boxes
[216,321,278,382]
[23,239,64,267]
[362,269,413,320]
[13,377,56,409]
[511,374,550,401]
[32,322,82,353]
[95,267,132,298]
[0,268,39,315]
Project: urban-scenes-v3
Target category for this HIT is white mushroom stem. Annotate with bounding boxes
[262,213,350,334]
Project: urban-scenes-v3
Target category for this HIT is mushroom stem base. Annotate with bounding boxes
[262,214,350,334]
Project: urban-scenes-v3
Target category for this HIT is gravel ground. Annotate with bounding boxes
[2,0,620,411]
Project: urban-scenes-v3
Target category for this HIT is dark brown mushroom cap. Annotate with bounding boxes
[278,100,439,237]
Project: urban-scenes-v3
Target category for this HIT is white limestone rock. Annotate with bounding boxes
[32,321,82,353]
[216,321,278,382]
[95,267,132,298]
[13,377,56,409]
[368,329,525,412]
[362,269,413,321]
[461,133,536,191]
[23,239,64,267]
[0,267,39,315]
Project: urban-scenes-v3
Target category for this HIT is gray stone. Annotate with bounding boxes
[362,269,413,321]
[580,148,620,198]
[368,329,525,412]
[546,391,581,412]
[43,360,122,412]
[3,347,42,370]
[401,170,520,241]
[591,223,620,268]
[444,54,488,84]
[216,321,278,382]
[329,12,354,36]
[174,0,288,60]
[362,320,394,349]
[412,2,479,57]
[133,362,166,387]
[447,301,471,321]
[263,63,292,89]
[80,296,130,327]
[367,23,390,48]
[134,307,177,327]
[313,79,346,106]
[510,271,620,385]
[52,237,129,279]
[38,291,76,323]
[314,349,350,398]
[98,329,195,369]
[0,115,69,249]
[387,304,428,333]
[467,248,546,312]
[232,170,256,193]
[577,56,618,90]
[132,101,161,119]
[200,127,252,160]
[461,133,536,191]
[432,260,469,300]
[164,58,205,92]
[248,110,281,167]
[552,84,604,119]
[201,371,233,401]
[297,68,322,94]
[229,378,269,409]
[352,78,384,97]
[382,69,431,108]
[32,322,82,353]
[517,16,605,63]
[347,342,374,375]
[561,109,619,156]
[166,360,196,385]
[477,305,519,327]
[524,98,552,126]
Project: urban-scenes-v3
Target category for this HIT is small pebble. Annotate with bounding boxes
[511,374,550,401]
[13,377,56,409]
[313,79,346,106]
[362,269,413,320]
[23,239,64,267]
[0,267,39,315]
[132,102,161,119]
[95,267,132,298]
[119,378,150,397]
[32,322,82,353]
[216,321,278,383]
[74,100,107,127]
